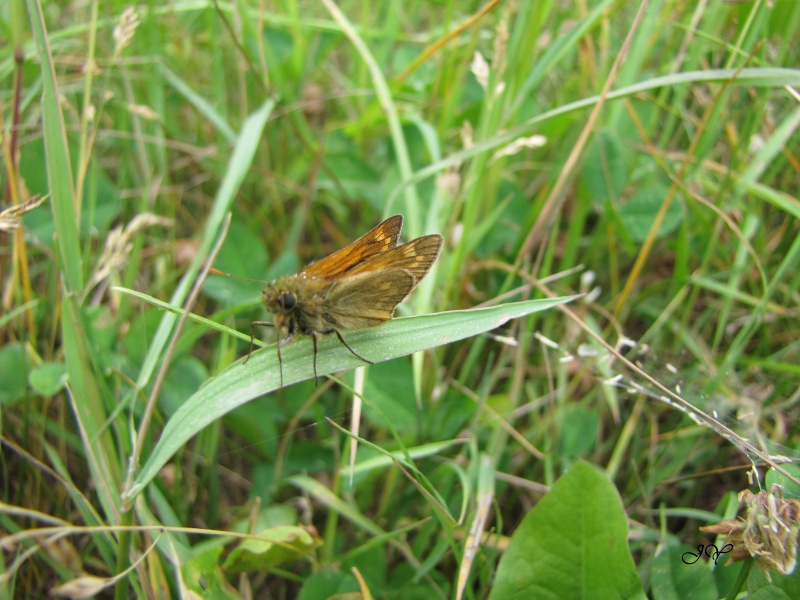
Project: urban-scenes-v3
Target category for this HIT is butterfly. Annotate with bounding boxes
[248,215,443,385]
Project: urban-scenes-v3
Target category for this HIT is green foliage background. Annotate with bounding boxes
[2,0,799,598]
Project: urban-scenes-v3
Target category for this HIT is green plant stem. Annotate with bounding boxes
[726,559,754,600]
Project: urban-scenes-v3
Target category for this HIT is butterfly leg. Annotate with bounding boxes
[247,321,274,364]
[248,321,286,387]
[274,331,300,388]
[311,332,321,386]
[276,340,284,387]
[334,330,374,366]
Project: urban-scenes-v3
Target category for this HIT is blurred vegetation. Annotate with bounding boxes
[2,0,799,598]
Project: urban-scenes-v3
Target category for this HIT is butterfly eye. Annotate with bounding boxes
[281,292,297,310]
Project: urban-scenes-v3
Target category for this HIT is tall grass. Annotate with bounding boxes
[2,0,799,597]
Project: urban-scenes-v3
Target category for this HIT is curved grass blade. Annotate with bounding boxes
[125,296,576,499]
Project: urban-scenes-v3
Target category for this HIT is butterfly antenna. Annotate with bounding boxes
[209,267,269,285]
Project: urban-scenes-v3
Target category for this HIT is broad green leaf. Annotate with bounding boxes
[766,464,800,500]
[0,342,29,406]
[618,185,683,243]
[748,565,800,598]
[582,130,628,205]
[223,525,321,572]
[125,297,574,499]
[182,546,240,600]
[159,355,209,417]
[650,545,718,600]
[29,361,68,397]
[489,461,645,600]
[557,404,600,461]
[298,569,360,600]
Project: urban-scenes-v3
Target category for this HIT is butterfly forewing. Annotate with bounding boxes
[345,234,443,282]
[301,215,404,279]
[323,269,416,330]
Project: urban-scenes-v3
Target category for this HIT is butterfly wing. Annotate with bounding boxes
[301,215,404,280]
[322,269,416,330]
[345,234,443,283]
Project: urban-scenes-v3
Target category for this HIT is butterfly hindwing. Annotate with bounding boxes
[322,268,416,330]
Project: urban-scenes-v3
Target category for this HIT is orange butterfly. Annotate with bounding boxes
[248,215,443,385]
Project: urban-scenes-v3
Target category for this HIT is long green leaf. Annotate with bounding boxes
[125,297,575,499]
[28,0,120,522]
[135,99,275,390]
[321,0,421,235]
[27,0,82,292]
[159,64,237,143]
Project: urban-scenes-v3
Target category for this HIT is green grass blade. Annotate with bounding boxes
[337,439,466,478]
[389,67,800,209]
[26,0,82,292]
[135,99,275,390]
[125,297,575,498]
[62,296,122,519]
[27,0,121,521]
[321,0,421,236]
[112,287,250,341]
[159,64,237,143]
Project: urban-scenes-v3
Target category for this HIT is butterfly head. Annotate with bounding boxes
[262,279,299,331]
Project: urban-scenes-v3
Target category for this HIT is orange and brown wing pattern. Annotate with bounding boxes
[301,215,404,280]
[345,234,443,283]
